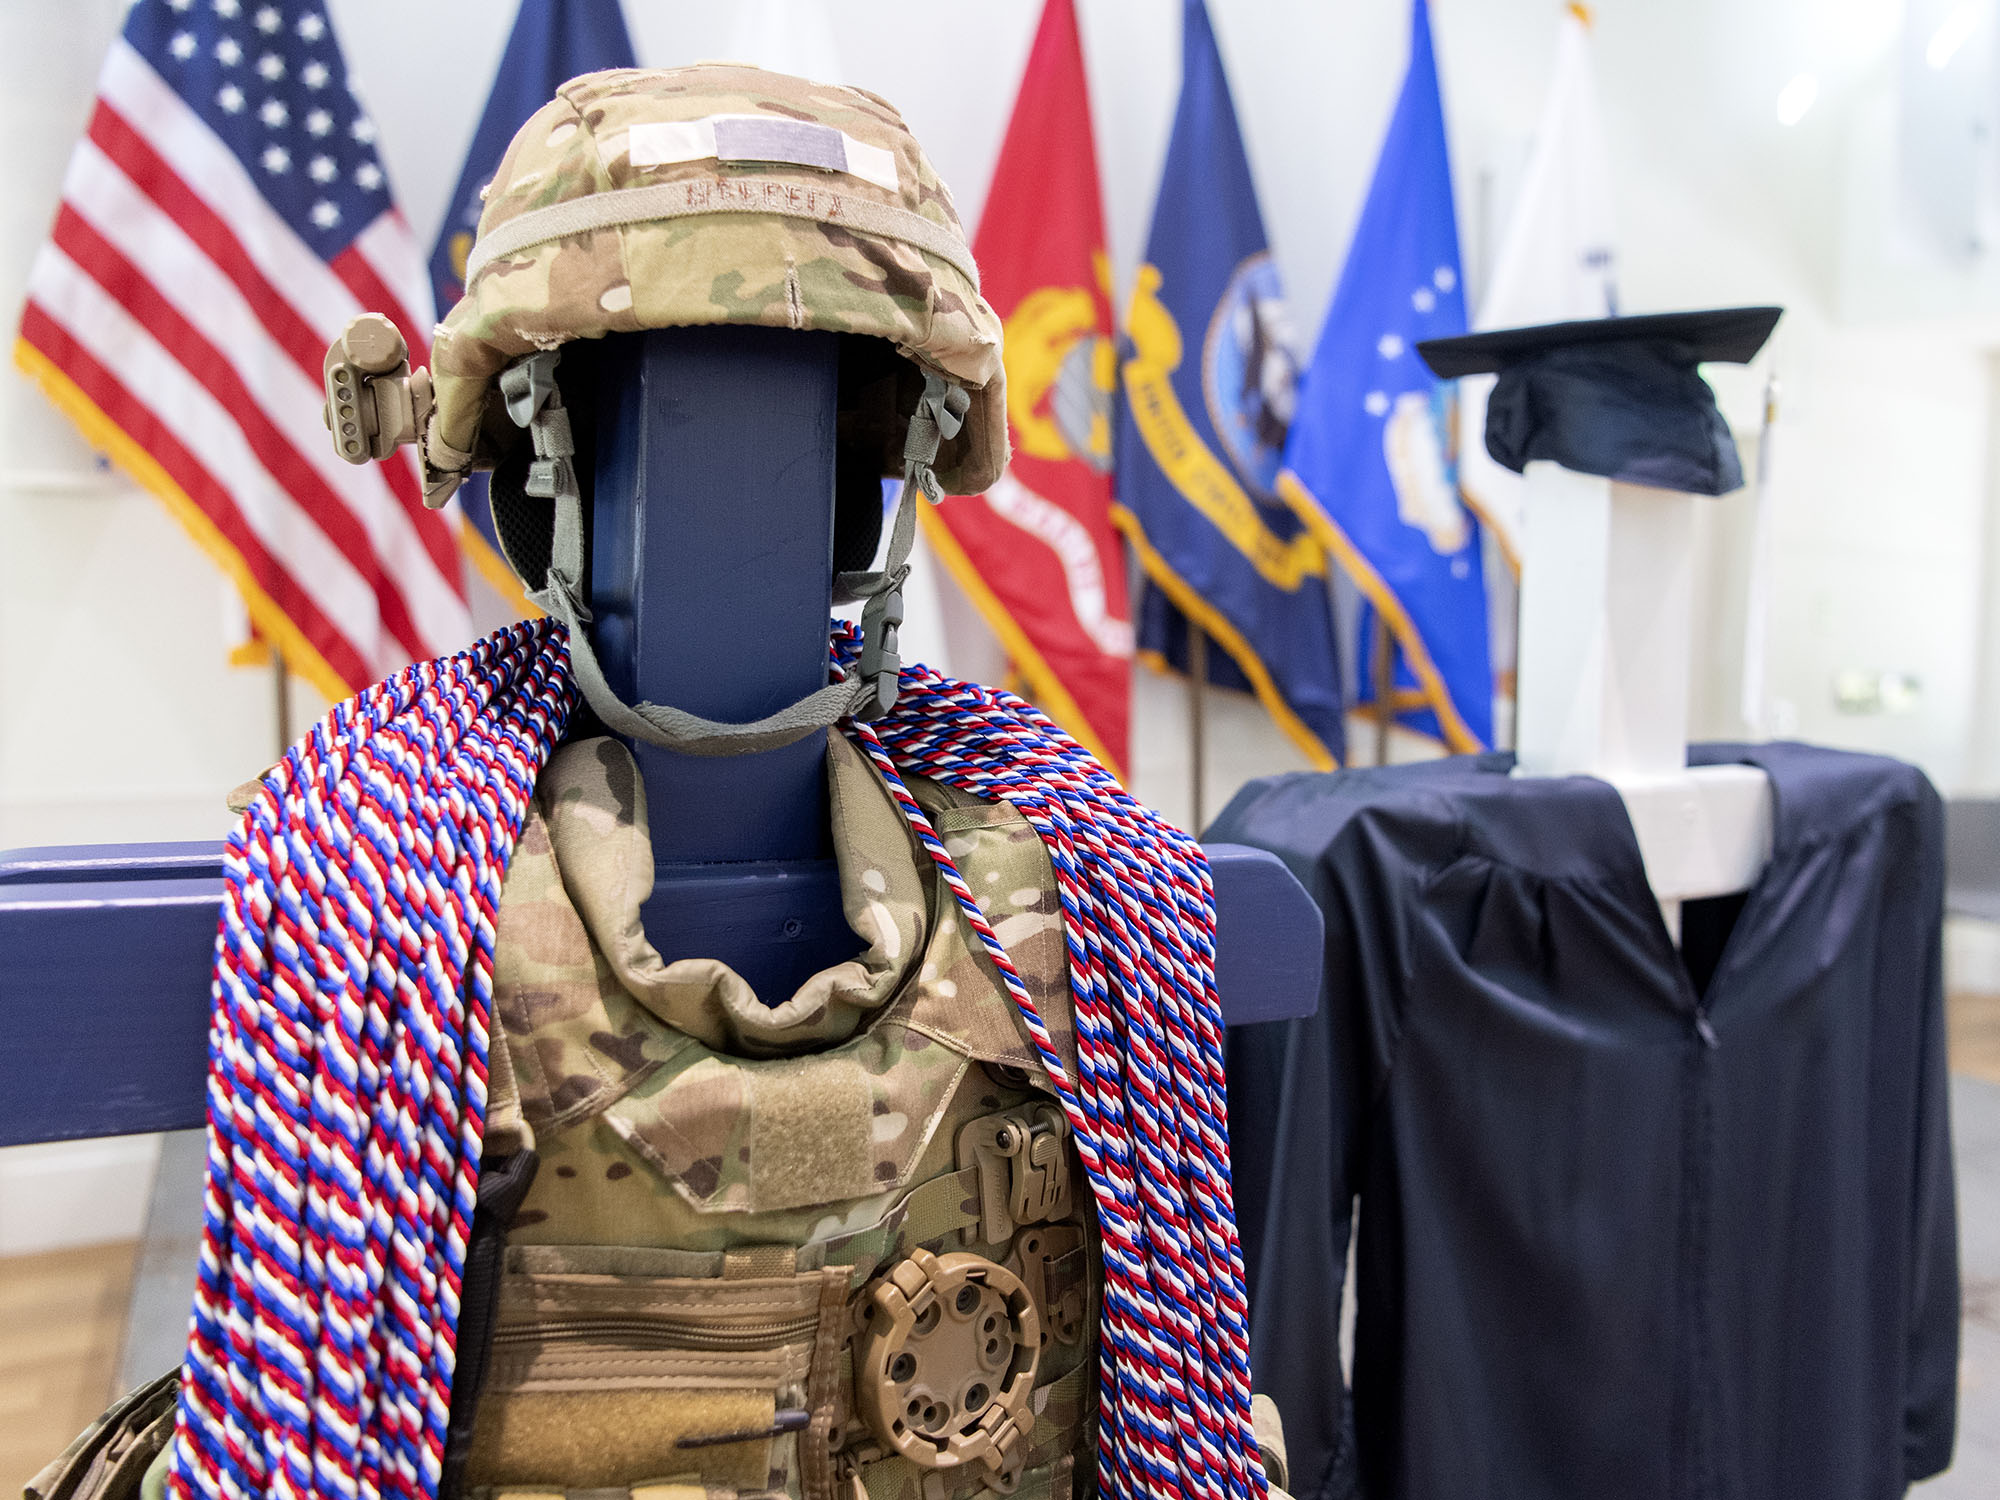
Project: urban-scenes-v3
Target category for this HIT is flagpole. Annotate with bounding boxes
[1509,586,1524,754]
[1372,622,1394,766]
[273,654,292,761]
[1188,623,1208,832]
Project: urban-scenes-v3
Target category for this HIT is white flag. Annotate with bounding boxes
[1458,4,1619,563]
[1740,377,1779,733]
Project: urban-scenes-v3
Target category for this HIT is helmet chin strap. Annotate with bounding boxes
[502,350,967,758]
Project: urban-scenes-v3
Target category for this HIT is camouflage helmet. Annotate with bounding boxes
[426,62,1005,499]
[325,63,1007,748]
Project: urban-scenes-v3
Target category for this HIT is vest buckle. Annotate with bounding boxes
[956,1105,1073,1247]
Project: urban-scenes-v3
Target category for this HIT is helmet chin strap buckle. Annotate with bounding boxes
[846,373,961,723]
[526,568,593,628]
[501,350,564,429]
[497,350,965,754]
[856,573,908,722]
[526,457,573,501]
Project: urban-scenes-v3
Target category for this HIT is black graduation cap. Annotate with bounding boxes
[1416,306,1783,496]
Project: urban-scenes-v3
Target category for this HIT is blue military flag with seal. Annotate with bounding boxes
[1114,0,1345,771]
[427,0,638,617]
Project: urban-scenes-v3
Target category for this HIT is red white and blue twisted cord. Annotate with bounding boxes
[168,618,1263,1500]
[168,621,572,1500]
[838,628,1264,1500]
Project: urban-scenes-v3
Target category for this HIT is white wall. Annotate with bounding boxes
[0,1133,160,1255]
[6,0,2000,1232]
[1974,354,2000,788]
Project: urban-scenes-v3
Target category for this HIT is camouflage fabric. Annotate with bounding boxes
[474,730,1093,1500]
[24,1371,177,1500]
[428,64,1005,497]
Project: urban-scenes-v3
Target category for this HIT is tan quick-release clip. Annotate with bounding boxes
[856,1248,1039,1484]
[955,1105,1073,1247]
[1005,1224,1087,1349]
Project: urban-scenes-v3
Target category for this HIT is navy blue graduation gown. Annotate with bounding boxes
[1217,743,1958,1500]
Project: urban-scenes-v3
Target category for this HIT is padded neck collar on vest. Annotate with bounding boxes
[537,730,934,1057]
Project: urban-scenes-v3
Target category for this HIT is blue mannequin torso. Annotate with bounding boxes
[581,325,857,999]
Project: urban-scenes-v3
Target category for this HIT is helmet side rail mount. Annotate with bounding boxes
[324,314,968,749]
[323,312,430,464]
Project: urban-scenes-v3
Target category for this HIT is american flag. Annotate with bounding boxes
[17,0,471,701]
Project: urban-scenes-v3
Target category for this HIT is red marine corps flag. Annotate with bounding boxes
[921,0,1133,770]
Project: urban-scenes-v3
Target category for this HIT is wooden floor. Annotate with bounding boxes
[6,992,2000,1496]
[0,1241,136,1498]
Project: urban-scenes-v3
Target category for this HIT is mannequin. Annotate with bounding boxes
[544,319,1338,1007]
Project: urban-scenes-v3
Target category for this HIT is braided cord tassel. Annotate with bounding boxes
[840,627,1265,1500]
[169,622,573,1500]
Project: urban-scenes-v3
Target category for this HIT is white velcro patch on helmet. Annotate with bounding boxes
[629,115,900,193]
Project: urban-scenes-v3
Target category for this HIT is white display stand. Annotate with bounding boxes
[1514,462,1773,939]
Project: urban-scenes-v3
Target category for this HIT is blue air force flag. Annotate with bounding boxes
[429,0,637,607]
[1114,0,1344,769]
[1276,0,1491,752]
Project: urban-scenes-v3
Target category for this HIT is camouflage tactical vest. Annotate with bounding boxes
[464,731,1097,1500]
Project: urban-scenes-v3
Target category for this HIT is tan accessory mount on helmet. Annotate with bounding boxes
[323,313,430,467]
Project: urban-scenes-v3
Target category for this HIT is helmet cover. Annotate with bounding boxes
[426,63,1007,496]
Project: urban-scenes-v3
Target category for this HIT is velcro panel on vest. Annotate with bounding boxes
[467,1391,774,1493]
[606,1040,973,1216]
[747,1059,875,1212]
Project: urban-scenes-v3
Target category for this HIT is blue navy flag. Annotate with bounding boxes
[1276,0,1492,752]
[429,0,636,604]
[1115,0,1344,770]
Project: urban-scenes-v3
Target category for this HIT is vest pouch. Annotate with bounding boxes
[465,1245,849,1498]
[483,745,1103,1500]
[26,1371,179,1500]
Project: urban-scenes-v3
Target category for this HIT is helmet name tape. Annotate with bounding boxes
[463,177,978,290]
[629,114,900,193]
